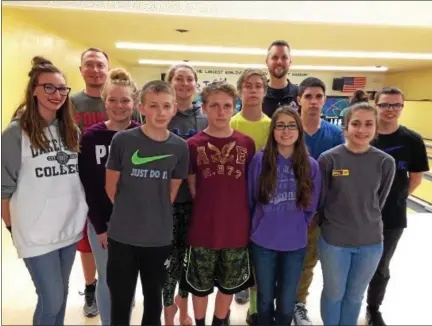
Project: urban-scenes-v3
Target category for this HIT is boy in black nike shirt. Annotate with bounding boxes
[367,87,429,326]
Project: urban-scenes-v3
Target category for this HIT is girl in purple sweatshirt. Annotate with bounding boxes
[78,68,141,325]
[248,106,321,326]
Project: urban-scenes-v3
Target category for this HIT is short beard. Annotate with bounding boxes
[270,69,288,79]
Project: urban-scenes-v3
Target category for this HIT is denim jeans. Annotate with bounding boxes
[251,242,306,325]
[23,242,77,325]
[318,235,383,325]
[88,221,111,325]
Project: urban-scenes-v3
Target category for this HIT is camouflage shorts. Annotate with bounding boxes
[180,246,254,297]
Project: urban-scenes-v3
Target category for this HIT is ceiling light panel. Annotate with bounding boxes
[138,59,388,72]
[117,42,265,55]
[118,42,432,60]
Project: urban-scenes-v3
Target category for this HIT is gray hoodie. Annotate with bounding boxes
[168,103,208,203]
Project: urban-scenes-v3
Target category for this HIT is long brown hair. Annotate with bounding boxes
[18,56,79,152]
[258,105,312,209]
[10,104,26,121]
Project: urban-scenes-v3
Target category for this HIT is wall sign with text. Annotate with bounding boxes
[195,69,309,91]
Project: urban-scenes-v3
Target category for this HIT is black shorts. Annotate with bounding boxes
[180,246,254,297]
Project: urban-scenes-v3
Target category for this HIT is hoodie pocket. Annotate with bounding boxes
[25,192,88,247]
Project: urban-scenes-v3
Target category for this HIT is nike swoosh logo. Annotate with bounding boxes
[382,146,403,153]
[131,151,173,165]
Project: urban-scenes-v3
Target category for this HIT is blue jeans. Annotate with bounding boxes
[23,243,77,325]
[88,221,111,326]
[251,242,306,325]
[318,235,383,325]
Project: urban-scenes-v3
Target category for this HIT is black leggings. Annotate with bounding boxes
[162,202,191,306]
[107,238,171,326]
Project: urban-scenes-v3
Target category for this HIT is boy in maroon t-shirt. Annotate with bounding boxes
[180,81,256,326]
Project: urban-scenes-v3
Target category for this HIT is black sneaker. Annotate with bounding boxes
[246,310,258,326]
[293,302,312,325]
[79,281,99,318]
[366,306,386,326]
[80,289,99,317]
[223,309,231,326]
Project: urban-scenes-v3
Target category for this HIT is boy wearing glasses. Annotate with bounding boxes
[293,77,345,325]
[366,87,429,326]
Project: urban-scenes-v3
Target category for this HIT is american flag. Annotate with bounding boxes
[342,77,367,92]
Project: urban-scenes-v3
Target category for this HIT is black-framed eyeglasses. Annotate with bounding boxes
[36,84,71,96]
[376,103,404,110]
[275,123,298,131]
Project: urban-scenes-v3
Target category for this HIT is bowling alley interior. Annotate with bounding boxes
[1,1,432,325]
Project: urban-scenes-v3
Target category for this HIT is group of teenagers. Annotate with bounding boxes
[1,40,430,326]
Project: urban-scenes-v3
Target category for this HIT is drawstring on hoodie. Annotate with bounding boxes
[191,101,199,133]
[193,109,198,133]
[46,124,59,151]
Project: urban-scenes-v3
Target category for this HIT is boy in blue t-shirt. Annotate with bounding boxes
[293,77,345,325]
[304,119,345,160]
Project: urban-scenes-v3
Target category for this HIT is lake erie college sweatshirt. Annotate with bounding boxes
[1,119,88,259]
